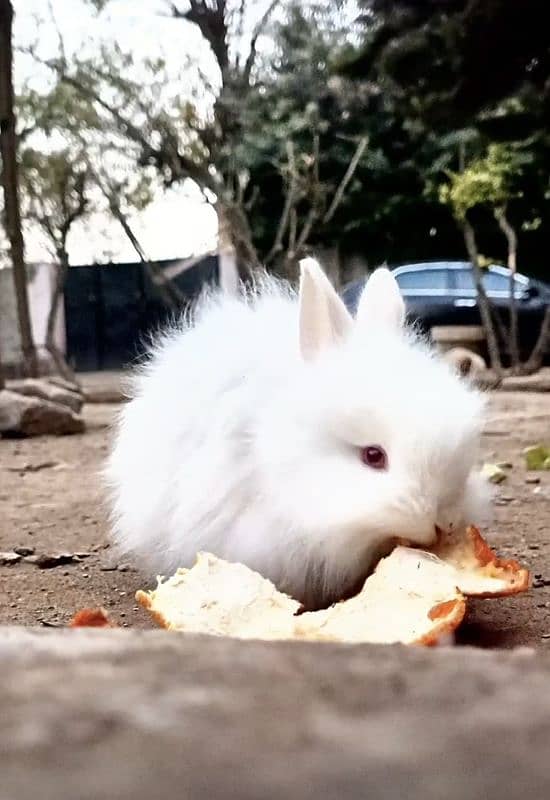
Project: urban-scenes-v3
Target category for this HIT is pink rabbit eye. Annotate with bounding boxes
[361,445,387,470]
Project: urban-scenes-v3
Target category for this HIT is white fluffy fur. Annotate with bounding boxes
[105,261,488,608]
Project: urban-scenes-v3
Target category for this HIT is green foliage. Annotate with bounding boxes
[439,144,526,221]
[15,69,155,259]
[19,146,91,252]
[347,0,550,131]
[343,0,550,278]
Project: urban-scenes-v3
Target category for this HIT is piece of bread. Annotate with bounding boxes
[431,525,529,597]
[138,525,528,645]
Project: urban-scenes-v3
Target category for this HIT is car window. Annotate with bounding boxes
[394,269,448,292]
[454,269,525,295]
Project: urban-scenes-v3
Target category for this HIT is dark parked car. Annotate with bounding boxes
[342,261,550,360]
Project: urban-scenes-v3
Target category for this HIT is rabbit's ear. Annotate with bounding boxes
[298,258,353,360]
[355,268,405,333]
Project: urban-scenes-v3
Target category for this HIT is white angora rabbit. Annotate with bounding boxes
[105,258,487,608]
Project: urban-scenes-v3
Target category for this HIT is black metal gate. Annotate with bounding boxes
[64,256,218,371]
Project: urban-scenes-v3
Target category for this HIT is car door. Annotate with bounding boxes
[449,266,546,354]
[393,265,452,329]
[450,266,528,322]
[446,267,484,326]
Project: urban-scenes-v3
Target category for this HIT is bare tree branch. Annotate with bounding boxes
[243,0,281,84]
[265,140,297,265]
[288,207,297,255]
[323,137,368,224]
[462,217,502,374]
[33,58,219,194]
[524,305,550,374]
[90,166,187,308]
[295,205,318,254]
[494,205,520,370]
[47,0,66,66]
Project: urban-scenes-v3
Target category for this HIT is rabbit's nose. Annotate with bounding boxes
[405,516,438,547]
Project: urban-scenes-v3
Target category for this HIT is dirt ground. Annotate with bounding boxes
[1,390,549,648]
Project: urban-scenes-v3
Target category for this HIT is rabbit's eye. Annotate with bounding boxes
[361,445,387,470]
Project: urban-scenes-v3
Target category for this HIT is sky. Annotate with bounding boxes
[13,0,221,265]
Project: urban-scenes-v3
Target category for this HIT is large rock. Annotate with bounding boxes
[7,377,84,413]
[443,346,487,378]
[1,627,549,800]
[0,389,85,436]
[46,374,83,395]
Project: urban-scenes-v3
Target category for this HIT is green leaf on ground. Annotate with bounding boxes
[523,445,550,471]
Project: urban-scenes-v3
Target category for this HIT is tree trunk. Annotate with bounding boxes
[217,201,260,280]
[0,0,38,377]
[45,250,76,381]
[522,305,550,375]
[494,206,520,371]
[462,218,502,374]
[218,241,240,296]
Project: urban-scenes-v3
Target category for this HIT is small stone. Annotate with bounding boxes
[13,546,35,556]
[0,389,85,437]
[525,476,541,484]
[7,377,83,413]
[0,551,22,565]
[118,591,126,597]
[495,495,515,506]
[117,563,131,572]
[481,463,507,484]
[496,461,513,470]
[541,634,550,640]
[34,553,81,569]
[528,544,540,550]
[100,563,118,572]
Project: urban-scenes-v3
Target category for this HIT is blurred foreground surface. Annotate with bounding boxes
[2,627,550,800]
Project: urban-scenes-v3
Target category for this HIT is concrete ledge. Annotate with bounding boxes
[1,627,549,800]
[498,373,550,392]
[78,371,127,404]
[432,325,486,343]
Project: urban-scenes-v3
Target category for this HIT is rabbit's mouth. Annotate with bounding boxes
[296,526,444,613]
[396,525,443,548]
